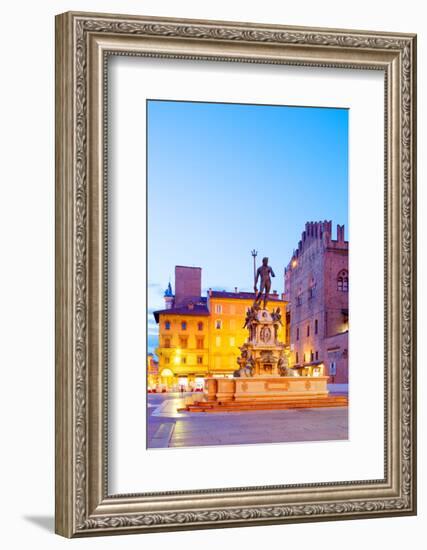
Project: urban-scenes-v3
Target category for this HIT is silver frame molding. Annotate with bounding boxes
[55,11,417,537]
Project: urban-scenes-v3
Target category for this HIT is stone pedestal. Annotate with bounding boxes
[205,375,329,403]
[203,305,329,407]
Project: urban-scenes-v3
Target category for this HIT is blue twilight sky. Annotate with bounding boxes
[147,100,348,353]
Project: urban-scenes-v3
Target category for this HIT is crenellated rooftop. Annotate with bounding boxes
[285,220,348,272]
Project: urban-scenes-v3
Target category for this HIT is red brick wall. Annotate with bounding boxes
[175,266,202,306]
[286,235,326,365]
[323,331,348,384]
[285,221,349,383]
[323,238,348,337]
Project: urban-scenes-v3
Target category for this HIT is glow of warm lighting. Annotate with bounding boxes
[292,259,298,268]
[160,368,173,377]
[173,348,182,364]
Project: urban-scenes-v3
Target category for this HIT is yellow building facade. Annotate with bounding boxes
[147,353,159,389]
[153,289,287,391]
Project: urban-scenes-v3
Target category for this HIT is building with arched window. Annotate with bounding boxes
[153,265,288,391]
[284,221,349,384]
[337,269,349,292]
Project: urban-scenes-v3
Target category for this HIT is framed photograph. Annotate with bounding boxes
[55,11,417,537]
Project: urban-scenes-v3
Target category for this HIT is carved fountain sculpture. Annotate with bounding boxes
[234,304,289,378]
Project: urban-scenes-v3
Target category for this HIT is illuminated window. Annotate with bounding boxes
[229,337,235,347]
[215,319,222,330]
[197,321,203,331]
[181,321,187,330]
[165,320,171,330]
[215,304,222,314]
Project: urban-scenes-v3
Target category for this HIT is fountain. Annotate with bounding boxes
[181,255,347,412]
[205,303,329,405]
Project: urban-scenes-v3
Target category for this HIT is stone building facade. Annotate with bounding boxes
[284,221,349,384]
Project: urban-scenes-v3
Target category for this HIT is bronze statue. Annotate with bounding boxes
[234,347,254,377]
[243,305,258,329]
[254,257,275,309]
[271,307,282,324]
[277,355,289,376]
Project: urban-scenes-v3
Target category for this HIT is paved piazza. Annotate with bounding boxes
[147,392,348,449]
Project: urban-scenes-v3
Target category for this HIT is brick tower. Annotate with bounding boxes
[284,221,349,384]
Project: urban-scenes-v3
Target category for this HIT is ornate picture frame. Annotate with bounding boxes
[55,11,417,537]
